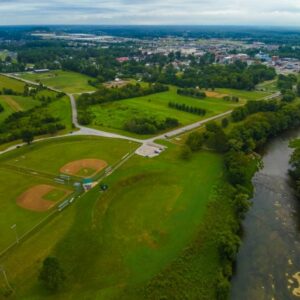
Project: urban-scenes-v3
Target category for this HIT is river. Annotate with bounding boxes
[231,131,300,300]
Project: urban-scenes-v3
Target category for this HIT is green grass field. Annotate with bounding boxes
[86,87,242,137]
[2,136,138,175]
[0,139,223,299]
[19,70,97,93]
[0,74,73,146]
[215,88,272,100]
[256,79,278,93]
[43,189,68,202]
[0,95,39,123]
[0,75,25,93]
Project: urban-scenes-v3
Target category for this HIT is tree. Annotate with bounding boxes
[216,273,231,300]
[221,118,229,128]
[218,231,241,262]
[297,83,300,97]
[180,145,192,160]
[39,257,65,292]
[21,130,34,145]
[186,132,204,151]
[0,103,4,113]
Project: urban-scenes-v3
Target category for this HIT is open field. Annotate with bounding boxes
[215,88,272,100]
[0,74,25,93]
[87,87,242,137]
[0,140,224,299]
[256,79,278,93]
[19,70,97,93]
[0,95,39,123]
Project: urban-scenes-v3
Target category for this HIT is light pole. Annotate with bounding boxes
[0,265,13,292]
[10,224,19,244]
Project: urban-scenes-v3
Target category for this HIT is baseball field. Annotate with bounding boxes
[0,137,224,299]
[0,136,138,261]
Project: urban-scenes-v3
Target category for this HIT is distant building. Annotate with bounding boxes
[116,57,129,63]
[34,69,49,73]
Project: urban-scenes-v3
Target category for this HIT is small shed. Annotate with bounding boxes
[82,178,93,191]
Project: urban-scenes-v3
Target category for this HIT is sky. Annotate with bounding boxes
[1,0,300,26]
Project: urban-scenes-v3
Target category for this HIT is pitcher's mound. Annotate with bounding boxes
[17,184,70,212]
[60,159,108,178]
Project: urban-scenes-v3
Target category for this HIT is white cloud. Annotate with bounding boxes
[1,0,300,25]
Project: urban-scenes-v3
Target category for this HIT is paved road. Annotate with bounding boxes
[145,110,233,143]
[68,94,142,143]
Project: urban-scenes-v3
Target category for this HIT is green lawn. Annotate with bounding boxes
[43,189,68,202]
[86,87,242,138]
[0,141,224,299]
[0,75,25,93]
[216,88,272,100]
[19,70,97,93]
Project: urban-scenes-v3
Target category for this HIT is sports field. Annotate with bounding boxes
[0,167,73,252]
[87,87,242,137]
[0,136,137,262]
[2,136,137,175]
[0,139,223,299]
[20,70,97,93]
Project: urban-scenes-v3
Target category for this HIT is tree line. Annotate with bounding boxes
[289,142,300,198]
[124,117,179,134]
[168,102,206,116]
[177,88,206,99]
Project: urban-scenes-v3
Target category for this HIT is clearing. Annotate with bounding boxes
[19,70,97,93]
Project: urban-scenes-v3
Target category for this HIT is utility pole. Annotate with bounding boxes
[0,265,13,292]
[11,224,19,244]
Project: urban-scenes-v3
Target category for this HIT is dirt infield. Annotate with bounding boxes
[17,184,70,212]
[205,91,228,98]
[60,159,108,177]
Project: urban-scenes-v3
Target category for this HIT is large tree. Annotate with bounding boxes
[39,257,66,292]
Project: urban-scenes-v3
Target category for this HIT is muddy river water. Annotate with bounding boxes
[231,131,300,300]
